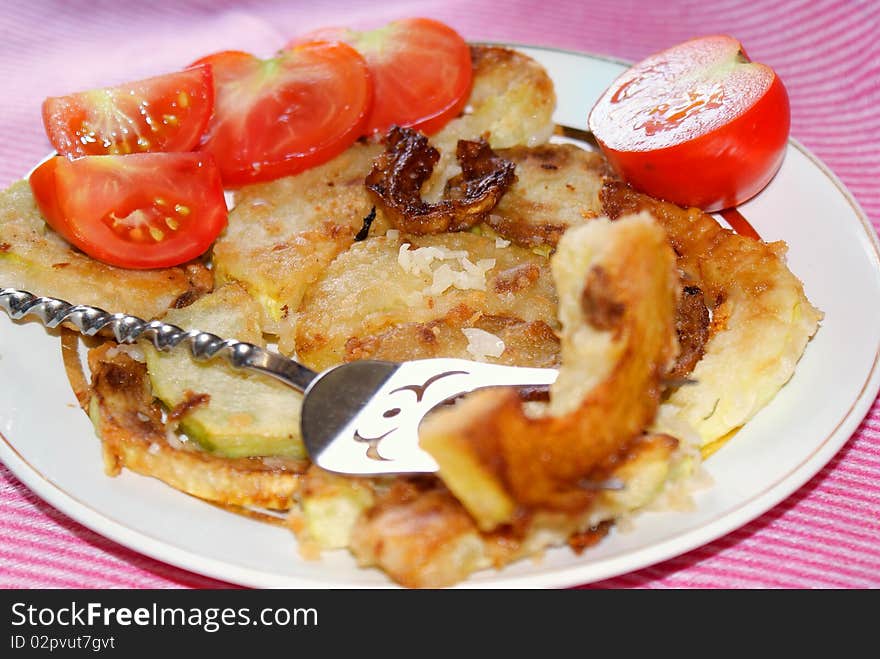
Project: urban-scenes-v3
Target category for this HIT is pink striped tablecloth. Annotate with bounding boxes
[1,0,878,589]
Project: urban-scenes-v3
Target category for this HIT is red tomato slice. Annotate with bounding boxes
[193,43,371,186]
[29,153,227,269]
[27,156,70,241]
[588,35,790,212]
[42,65,214,157]
[290,18,472,136]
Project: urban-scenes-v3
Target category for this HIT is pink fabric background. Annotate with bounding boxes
[1,0,878,588]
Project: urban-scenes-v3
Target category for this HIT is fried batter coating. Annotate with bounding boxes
[345,432,681,587]
[294,232,559,371]
[344,315,560,368]
[0,180,209,318]
[601,182,822,445]
[212,143,383,352]
[419,213,679,528]
[366,126,516,234]
[87,344,304,510]
[486,143,611,247]
[348,479,488,588]
[670,282,711,381]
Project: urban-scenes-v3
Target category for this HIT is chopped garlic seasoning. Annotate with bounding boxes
[398,243,495,296]
[462,328,506,361]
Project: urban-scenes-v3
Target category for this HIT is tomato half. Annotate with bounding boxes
[193,42,371,186]
[588,35,790,212]
[289,18,472,136]
[42,65,214,157]
[29,153,227,269]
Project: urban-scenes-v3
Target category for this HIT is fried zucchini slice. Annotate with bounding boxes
[291,467,377,552]
[486,143,611,248]
[419,213,679,529]
[142,283,305,459]
[349,481,488,589]
[602,182,823,445]
[212,143,383,352]
[294,231,559,371]
[88,343,303,510]
[0,179,207,318]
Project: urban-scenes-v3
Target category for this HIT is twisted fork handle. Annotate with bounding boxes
[0,288,318,393]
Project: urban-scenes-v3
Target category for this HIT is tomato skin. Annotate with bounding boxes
[28,157,76,244]
[588,35,790,212]
[42,65,214,157]
[289,18,473,136]
[193,42,372,186]
[29,153,227,269]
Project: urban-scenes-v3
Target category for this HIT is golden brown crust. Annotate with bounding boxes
[212,142,384,350]
[601,181,822,444]
[581,265,626,333]
[670,282,710,380]
[421,215,679,517]
[343,316,560,368]
[349,479,486,589]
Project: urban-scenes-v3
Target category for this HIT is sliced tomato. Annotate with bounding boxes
[29,153,227,269]
[192,43,371,186]
[42,65,214,157]
[289,18,472,136]
[27,156,70,241]
[588,35,790,212]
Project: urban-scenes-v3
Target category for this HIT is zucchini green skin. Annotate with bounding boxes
[143,284,306,459]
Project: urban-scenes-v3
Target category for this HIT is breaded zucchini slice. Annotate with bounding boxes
[88,343,303,510]
[141,283,305,459]
[294,231,559,371]
[602,182,822,446]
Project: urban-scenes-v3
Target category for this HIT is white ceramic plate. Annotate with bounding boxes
[2,45,879,589]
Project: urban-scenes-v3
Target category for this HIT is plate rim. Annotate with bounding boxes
[2,43,879,589]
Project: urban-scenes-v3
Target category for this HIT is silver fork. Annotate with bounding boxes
[0,288,562,477]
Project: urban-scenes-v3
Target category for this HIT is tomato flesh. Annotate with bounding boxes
[193,43,372,186]
[588,35,790,211]
[42,65,214,157]
[29,153,227,269]
[290,18,472,136]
